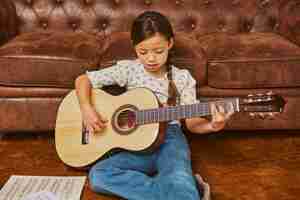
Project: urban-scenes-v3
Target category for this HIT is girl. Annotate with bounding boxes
[75,11,233,200]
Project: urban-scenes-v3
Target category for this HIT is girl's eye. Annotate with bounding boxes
[155,50,164,54]
[139,51,147,55]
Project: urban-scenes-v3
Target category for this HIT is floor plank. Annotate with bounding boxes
[1,130,300,200]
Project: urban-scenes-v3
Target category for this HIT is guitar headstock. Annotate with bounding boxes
[239,92,286,119]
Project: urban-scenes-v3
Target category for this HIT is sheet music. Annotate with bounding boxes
[0,175,86,200]
[20,191,59,200]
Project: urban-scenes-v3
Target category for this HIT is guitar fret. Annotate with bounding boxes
[171,107,175,120]
[146,110,150,123]
[186,105,190,118]
[139,110,142,124]
[166,108,169,121]
[193,104,198,116]
[182,106,187,118]
[189,105,193,117]
[169,107,174,121]
[171,107,176,121]
[168,107,172,121]
[149,111,152,123]
[148,111,150,123]
[142,110,146,124]
[158,109,161,122]
[152,110,155,123]
[196,104,200,116]
[175,106,180,120]
[191,104,195,117]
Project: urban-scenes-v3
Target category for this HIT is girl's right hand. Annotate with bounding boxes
[80,104,108,134]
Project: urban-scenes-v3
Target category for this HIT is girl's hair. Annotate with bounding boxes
[131,11,174,46]
[131,11,179,105]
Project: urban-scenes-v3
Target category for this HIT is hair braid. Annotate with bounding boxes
[166,52,179,106]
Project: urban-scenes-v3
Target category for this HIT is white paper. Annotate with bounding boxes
[0,175,87,200]
[20,191,59,200]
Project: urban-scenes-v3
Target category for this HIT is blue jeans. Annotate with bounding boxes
[89,124,201,200]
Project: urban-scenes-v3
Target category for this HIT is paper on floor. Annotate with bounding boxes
[0,175,86,200]
[20,191,59,200]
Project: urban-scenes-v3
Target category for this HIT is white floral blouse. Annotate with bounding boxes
[86,59,199,105]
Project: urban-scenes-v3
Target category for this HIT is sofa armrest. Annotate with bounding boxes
[279,1,300,46]
[0,0,18,46]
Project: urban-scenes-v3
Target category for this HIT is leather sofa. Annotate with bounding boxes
[1,0,300,132]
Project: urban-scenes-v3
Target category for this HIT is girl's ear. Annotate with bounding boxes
[168,38,174,50]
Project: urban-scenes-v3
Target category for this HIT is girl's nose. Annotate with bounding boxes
[148,53,156,61]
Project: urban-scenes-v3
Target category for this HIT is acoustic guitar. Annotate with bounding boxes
[55,87,285,168]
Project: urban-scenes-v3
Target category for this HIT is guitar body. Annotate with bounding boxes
[55,87,285,168]
[55,88,163,168]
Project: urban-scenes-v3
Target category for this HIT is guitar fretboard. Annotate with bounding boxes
[135,98,239,125]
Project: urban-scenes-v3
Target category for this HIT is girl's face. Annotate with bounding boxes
[135,33,173,77]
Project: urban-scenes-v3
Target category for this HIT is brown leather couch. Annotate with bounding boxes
[1,0,300,132]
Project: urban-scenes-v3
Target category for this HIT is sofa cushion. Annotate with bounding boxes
[197,32,300,88]
[0,31,107,88]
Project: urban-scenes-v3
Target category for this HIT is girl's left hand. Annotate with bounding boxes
[209,103,234,132]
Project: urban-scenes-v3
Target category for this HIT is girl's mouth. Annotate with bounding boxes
[146,64,159,68]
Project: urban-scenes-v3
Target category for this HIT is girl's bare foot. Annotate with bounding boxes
[195,174,211,200]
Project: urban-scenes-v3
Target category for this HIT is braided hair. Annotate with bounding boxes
[131,11,179,106]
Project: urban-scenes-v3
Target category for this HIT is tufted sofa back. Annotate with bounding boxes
[0,0,18,45]
[12,0,284,38]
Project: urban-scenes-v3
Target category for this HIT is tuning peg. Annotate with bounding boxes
[246,94,254,103]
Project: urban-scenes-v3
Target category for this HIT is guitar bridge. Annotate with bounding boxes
[82,123,89,145]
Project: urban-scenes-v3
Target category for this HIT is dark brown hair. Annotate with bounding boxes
[131,11,179,105]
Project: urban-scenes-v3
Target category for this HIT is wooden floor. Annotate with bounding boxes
[1,130,300,200]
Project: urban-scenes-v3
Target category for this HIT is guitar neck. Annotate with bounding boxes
[135,98,240,125]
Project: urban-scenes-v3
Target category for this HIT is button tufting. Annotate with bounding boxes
[115,0,120,4]
[41,22,48,29]
[145,0,152,6]
[274,23,279,31]
[175,0,181,5]
[218,22,225,31]
[204,0,211,5]
[85,0,91,4]
[56,0,63,4]
[101,23,107,29]
[26,0,33,5]
[260,0,270,7]
[71,23,78,30]
[247,23,253,32]
[191,23,196,29]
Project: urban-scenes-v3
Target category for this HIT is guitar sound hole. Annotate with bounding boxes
[117,109,136,130]
[112,104,138,135]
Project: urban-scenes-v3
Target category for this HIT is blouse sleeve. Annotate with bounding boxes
[86,60,132,88]
[179,70,200,105]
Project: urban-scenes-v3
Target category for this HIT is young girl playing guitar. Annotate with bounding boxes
[75,11,233,200]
